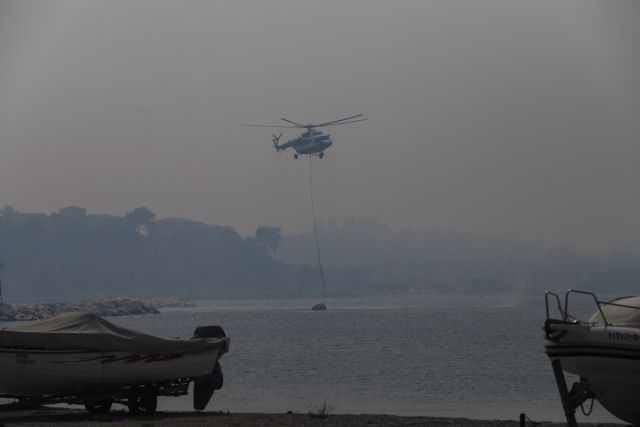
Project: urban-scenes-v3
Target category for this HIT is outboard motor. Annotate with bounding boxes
[192,325,227,411]
[193,325,226,340]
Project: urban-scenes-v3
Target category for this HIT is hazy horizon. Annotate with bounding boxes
[1,1,639,249]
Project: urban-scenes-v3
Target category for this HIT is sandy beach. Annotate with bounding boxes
[0,408,620,427]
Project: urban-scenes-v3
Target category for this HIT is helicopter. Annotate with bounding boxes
[243,114,366,159]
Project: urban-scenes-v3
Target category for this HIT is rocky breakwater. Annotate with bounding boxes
[143,297,196,308]
[0,298,160,321]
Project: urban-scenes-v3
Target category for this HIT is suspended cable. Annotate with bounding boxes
[309,155,327,304]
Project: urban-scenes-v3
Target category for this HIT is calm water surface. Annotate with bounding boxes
[110,293,617,423]
[0,293,621,423]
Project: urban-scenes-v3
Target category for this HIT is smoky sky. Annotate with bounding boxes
[0,0,638,249]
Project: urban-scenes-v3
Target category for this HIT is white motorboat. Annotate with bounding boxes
[0,312,230,414]
[544,290,640,425]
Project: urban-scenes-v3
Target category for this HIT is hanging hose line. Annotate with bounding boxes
[309,155,327,303]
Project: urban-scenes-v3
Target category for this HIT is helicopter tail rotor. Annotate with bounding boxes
[272,133,283,153]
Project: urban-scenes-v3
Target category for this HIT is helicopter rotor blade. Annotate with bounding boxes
[280,118,305,127]
[242,124,299,128]
[313,114,363,127]
[318,118,367,127]
[243,114,365,129]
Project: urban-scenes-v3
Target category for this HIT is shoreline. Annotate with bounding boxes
[0,297,196,322]
[0,408,619,427]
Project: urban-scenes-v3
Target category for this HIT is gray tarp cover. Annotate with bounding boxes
[0,312,226,354]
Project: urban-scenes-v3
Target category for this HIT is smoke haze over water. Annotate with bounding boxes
[0,1,639,249]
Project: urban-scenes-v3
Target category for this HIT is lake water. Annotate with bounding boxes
[0,293,622,423]
[103,293,618,423]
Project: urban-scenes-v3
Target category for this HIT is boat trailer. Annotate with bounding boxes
[0,367,221,416]
[545,291,599,427]
[549,359,593,427]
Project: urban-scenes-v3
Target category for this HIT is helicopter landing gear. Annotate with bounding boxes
[294,154,299,159]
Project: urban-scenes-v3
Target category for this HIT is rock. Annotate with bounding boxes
[0,304,17,320]
[142,297,196,308]
[0,299,161,321]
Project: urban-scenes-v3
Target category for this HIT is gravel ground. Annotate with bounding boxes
[0,408,623,427]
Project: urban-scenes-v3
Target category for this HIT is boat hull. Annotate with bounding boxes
[0,347,223,396]
[545,322,640,424]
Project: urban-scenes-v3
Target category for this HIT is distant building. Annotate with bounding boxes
[155,218,240,241]
[58,206,87,219]
[2,212,49,234]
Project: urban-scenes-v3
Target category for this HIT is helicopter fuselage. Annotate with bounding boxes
[245,113,365,159]
[279,130,333,155]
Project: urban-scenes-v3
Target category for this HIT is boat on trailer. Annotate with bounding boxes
[544,290,640,426]
[0,312,229,414]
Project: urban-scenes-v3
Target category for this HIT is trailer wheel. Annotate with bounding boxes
[16,397,39,409]
[127,388,157,415]
[84,399,112,414]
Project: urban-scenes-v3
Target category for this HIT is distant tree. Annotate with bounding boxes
[255,226,282,253]
[125,207,156,225]
[1,205,16,218]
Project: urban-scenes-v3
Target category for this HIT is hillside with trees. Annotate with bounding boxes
[0,206,332,301]
[1,207,639,302]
